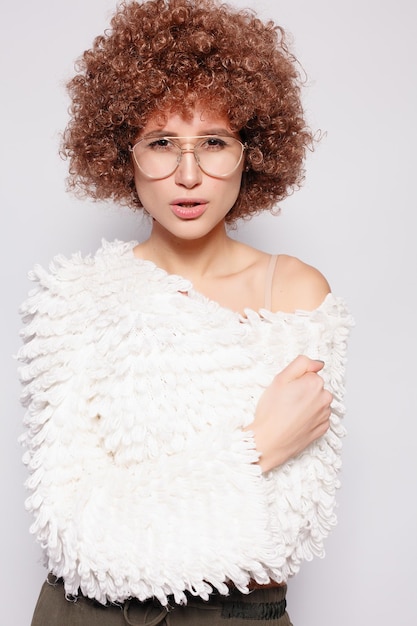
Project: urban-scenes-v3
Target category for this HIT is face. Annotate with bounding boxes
[132,108,244,242]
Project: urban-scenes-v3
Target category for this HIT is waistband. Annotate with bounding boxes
[48,575,287,624]
[185,585,288,618]
[123,586,288,624]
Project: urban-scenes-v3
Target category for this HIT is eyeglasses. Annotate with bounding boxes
[130,135,246,180]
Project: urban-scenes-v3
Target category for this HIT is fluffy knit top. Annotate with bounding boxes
[18,239,353,606]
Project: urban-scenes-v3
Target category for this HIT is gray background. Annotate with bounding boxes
[1,0,416,624]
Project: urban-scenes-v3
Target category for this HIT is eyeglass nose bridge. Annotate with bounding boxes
[174,145,203,172]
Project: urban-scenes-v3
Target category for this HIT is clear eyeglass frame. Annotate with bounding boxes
[129,134,246,180]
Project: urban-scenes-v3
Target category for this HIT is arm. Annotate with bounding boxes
[247,256,333,473]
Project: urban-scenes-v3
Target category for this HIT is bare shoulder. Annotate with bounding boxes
[272,254,331,313]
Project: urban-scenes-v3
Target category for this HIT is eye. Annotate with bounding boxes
[146,138,177,151]
[199,136,228,151]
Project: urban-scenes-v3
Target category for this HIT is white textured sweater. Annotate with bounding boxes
[19,240,353,606]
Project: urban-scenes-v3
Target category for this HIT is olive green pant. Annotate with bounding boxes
[31,576,293,626]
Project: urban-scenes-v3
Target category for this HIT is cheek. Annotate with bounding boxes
[225,171,244,205]
[133,175,158,207]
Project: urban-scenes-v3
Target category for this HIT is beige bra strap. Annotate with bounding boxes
[264,254,278,310]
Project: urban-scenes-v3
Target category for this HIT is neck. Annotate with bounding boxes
[139,220,235,280]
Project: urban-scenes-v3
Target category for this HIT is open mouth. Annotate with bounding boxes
[170,201,207,219]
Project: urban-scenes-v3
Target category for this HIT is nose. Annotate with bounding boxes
[174,148,202,188]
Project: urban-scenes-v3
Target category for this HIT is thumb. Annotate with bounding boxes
[278,355,324,383]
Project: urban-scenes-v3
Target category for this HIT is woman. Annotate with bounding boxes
[19,0,352,624]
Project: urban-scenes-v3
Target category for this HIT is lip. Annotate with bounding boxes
[170,198,208,219]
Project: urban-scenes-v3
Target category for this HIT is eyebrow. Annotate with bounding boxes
[142,128,235,139]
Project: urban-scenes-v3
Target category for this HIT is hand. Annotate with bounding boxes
[246,355,333,473]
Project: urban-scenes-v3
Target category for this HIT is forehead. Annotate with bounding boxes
[141,106,234,135]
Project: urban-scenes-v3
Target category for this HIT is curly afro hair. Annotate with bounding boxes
[62,0,314,222]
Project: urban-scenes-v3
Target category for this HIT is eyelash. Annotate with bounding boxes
[146,136,229,150]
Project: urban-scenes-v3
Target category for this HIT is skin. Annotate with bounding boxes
[132,106,333,473]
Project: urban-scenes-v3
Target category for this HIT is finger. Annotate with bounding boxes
[277,355,324,383]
